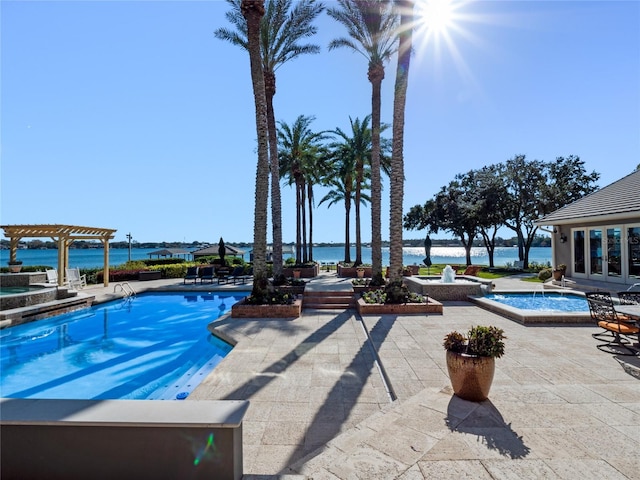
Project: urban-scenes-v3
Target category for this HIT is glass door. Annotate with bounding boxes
[606,227,624,283]
[589,228,603,277]
[628,226,640,281]
[573,229,586,275]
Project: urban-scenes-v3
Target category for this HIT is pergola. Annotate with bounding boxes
[1,224,117,287]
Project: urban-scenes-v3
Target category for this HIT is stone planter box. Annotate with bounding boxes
[231,299,302,318]
[338,266,372,278]
[356,297,443,315]
[281,265,318,278]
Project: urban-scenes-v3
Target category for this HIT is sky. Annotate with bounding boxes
[2,0,639,245]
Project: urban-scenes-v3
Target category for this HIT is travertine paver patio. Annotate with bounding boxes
[85,274,639,479]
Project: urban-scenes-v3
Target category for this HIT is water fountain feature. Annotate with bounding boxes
[404,265,493,301]
[441,265,456,283]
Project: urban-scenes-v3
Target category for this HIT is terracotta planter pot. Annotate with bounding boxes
[445,351,495,402]
[552,269,565,281]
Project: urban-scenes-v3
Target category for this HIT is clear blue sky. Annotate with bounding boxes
[2,1,638,245]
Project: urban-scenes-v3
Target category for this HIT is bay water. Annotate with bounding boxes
[1,246,551,269]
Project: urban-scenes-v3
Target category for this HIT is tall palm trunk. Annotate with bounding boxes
[370,64,384,281]
[295,179,303,262]
[344,193,352,263]
[389,0,413,281]
[242,0,269,293]
[301,180,308,263]
[265,70,283,277]
[354,158,363,266]
[307,182,314,261]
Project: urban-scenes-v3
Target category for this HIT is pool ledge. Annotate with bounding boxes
[469,294,592,325]
[1,398,249,479]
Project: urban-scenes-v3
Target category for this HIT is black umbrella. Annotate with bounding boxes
[218,237,226,266]
[423,235,433,273]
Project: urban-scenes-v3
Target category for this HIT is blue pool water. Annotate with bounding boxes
[484,292,588,312]
[0,285,46,296]
[0,292,244,400]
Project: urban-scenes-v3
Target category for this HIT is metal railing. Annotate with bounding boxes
[113,282,136,297]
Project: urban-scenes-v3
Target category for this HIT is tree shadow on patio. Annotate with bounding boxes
[445,395,531,459]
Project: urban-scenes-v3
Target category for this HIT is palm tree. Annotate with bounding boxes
[388,0,414,282]
[328,0,397,280]
[328,115,374,266]
[216,0,324,277]
[318,176,371,263]
[303,143,331,262]
[277,115,328,264]
[239,0,269,295]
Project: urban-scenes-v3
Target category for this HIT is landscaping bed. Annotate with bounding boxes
[356,297,443,315]
[231,298,302,318]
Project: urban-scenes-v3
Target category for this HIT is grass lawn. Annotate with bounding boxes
[417,264,543,283]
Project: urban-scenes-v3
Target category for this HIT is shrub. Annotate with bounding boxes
[538,268,552,281]
[145,258,186,266]
[361,281,426,304]
[443,325,506,358]
[245,289,294,305]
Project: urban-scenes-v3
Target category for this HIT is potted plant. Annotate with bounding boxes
[443,325,506,402]
[356,267,365,278]
[7,260,23,273]
[552,264,567,281]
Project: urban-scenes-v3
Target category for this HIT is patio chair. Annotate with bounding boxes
[216,267,231,285]
[199,266,216,284]
[618,291,640,305]
[46,269,59,285]
[65,268,87,290]
[228,266,247,284]
[585,291,639,356]
[233,267,253,285]
[462,265,482,276]
[183,266,199,284]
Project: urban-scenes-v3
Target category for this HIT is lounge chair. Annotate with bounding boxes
[65,268,87,289]
[234,267,253,285]
[183,266,199,284]
[216,267,231,284]
[585,291,639,356]
[228,266,247,284]
[200,266,216,284]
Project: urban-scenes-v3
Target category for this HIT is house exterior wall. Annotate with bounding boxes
[553,217,640,287]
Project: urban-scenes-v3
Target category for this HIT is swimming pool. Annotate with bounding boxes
[470,291,591,325]
[0,292,241,400]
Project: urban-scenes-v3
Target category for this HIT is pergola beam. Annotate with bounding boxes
[1,224,117,287]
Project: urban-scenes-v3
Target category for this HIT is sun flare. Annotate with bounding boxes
[418,0,455,35]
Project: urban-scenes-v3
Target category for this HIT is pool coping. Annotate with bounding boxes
[469,290,592,325]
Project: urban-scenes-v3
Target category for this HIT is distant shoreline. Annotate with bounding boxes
[1,239,549,251]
